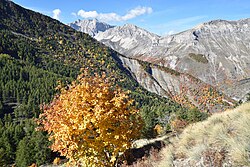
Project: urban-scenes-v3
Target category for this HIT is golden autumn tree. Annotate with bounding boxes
[37,70,143,167]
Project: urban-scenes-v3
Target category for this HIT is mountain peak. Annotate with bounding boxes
[123,23,138,29]
[68,19,114,37]
[93,18,250,100]
[73,18,99,24]
[193,18,250,30]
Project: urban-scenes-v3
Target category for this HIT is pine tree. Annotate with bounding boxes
[15,136,34,167]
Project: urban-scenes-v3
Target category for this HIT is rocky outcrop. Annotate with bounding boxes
[95,19,250,101]
[95,24,159,57]
[68,19,114,37]
[70,18,250,101]
[119,55,234,112]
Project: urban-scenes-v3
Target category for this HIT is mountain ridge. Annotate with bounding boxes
[69,18,250,101]
[68,19,114,37]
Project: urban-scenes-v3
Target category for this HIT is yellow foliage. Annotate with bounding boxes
[154,124,163,135]
[37,70,143,167]
[53,157,61,165]
[28,163,36,167]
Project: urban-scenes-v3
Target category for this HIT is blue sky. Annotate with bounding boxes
[12,0,250,35]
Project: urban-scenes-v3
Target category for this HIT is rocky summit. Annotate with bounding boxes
[68,19,114,37]
[70,18,250,101]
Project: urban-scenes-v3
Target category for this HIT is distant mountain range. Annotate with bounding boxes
[69,19,250,101]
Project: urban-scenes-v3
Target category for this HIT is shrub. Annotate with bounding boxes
[189,53,208,64]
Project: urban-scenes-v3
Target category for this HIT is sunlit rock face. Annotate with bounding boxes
[71,18,250,101]
[68,19,114,37]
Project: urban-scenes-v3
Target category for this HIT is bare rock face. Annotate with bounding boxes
[68,19,114,37]
[95,24,160,58]
[95,19,250,101]
[119,55,234,112]
[70,18,250,101]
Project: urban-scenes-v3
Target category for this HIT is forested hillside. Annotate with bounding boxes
[0,0,205,166]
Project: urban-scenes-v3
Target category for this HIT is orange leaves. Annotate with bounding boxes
[154,124,163,136]
[169,79,229,112]
[37,70,143,166]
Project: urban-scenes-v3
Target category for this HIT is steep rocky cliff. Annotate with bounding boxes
[119,55,234,111]
[94,19,250,100]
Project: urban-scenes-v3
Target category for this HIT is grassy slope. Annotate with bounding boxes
[157,102,250,167]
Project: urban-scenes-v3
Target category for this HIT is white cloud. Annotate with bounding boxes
[98,13,121,22]
[53,9,61,20]
[78,10,98,18]
[76,6,153,22]
[121,6,153,20]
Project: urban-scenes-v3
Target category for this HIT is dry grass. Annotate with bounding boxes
[157,102,250,167]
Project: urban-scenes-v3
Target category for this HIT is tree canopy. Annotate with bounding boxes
[37,71,143,166]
